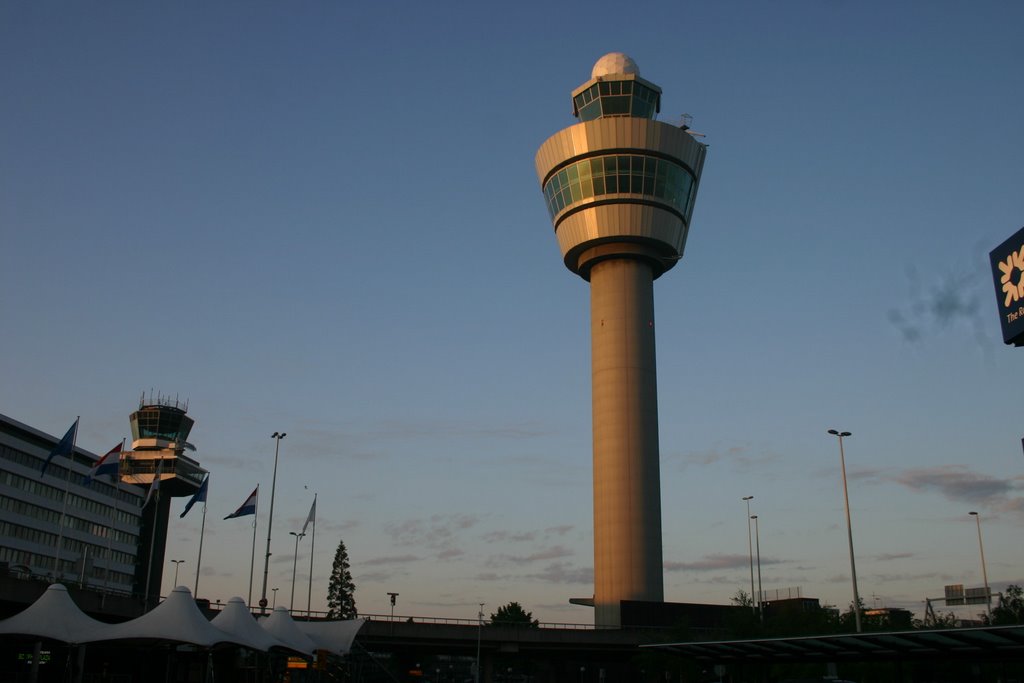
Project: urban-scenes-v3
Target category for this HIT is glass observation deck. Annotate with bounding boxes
[130,402,194,445]
[572,75,661,121]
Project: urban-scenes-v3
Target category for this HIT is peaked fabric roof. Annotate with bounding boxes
[0,584,109,644]
[0,584,365,655]
[94,586,234,647]
[260,607,318,656]
[211,597,287,652]
[297,618,366,655]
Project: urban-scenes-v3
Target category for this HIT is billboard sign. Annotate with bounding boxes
[989,226,1024,346]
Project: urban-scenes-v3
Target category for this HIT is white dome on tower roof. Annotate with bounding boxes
[591,52,639,79]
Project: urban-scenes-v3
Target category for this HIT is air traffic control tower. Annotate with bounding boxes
[120,395,206,607]
[535,53,707,627]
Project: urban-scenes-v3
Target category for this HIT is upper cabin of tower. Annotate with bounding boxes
[572,52,661,121]
[129,395,195,450]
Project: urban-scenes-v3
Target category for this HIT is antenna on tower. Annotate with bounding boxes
[677,113,706,138]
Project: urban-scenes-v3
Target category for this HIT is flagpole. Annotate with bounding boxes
[194,495,207,596]
[142,460,162,610]
[261,432,285,615]
[105,439,125,592]
[248,484,259,609]
[143,486,159,610]
[307,493,316,618]
[53,417,80,581]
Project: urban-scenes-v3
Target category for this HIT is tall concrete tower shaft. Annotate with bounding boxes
[535,53,706,627]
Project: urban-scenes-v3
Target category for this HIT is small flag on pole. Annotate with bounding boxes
[180,475,209,518]
[143,459,163,508]
[224,487,258,519]
[301,496,316,535]
[83,442,122,486]
[41,418,79,478]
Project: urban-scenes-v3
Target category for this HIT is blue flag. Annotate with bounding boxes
[224,486,258,519]
[83,442,122,486]
[41,418,78,478]
[180,475,209,518]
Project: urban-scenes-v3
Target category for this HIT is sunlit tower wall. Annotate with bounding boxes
[535,53,707,628]
[120,395,206,605]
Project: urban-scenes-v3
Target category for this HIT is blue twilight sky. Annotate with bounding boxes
[2,1,1023,622]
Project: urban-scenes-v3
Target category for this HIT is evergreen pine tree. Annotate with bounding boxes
[327,539,357,619]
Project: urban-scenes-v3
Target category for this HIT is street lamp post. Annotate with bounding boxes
[475,602,484,683]
[289,530,305,613]
[272,587,278,609]
[828,429,862,632]
[742,496,755,615]
[260,431,286,615]
[969,511,992,619]
[171,559,185,586]
[388,592,399,621]
[751,515,763,622]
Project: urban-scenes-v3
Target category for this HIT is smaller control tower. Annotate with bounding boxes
[535,53,707,627]
[120,394,206,606]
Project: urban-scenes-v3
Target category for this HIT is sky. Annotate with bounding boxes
[2,1,1023,624]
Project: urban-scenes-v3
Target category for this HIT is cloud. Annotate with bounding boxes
[867,571,947,583]
[892,465,1021,510]
[474,560,592,585]
[481,524,576,545]
[668,445,782,472]
[384,514,480,551]
[525,562,593,584]
[488,545,574,566]
[363,554,420,566]
[887,264,990,347]
[288,418,558,463]
[318,519,360,534]
[436,548,464,560]
[664,553,752,572]
[482,530,537,543]
[874,552,913,562]
[356,570,396,583]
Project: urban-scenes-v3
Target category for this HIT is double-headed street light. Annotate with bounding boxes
[969,511,992,618]
[742,496,755,615]
[828,428,862,633]
[289,530,306,613]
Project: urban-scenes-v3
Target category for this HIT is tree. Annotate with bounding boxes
[489,601,539,628]
[730,589,754,609]
[990,584,1024,625]
[326,539,357,619]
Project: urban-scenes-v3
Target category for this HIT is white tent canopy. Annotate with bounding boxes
[0,585,364,656]
[297,618,365,656]
[211,597,288,652]
[259,607,318,656]
[92,586,235,647]
[0,584,109,644]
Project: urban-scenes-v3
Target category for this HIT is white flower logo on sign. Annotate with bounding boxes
[998,247,1024,308]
